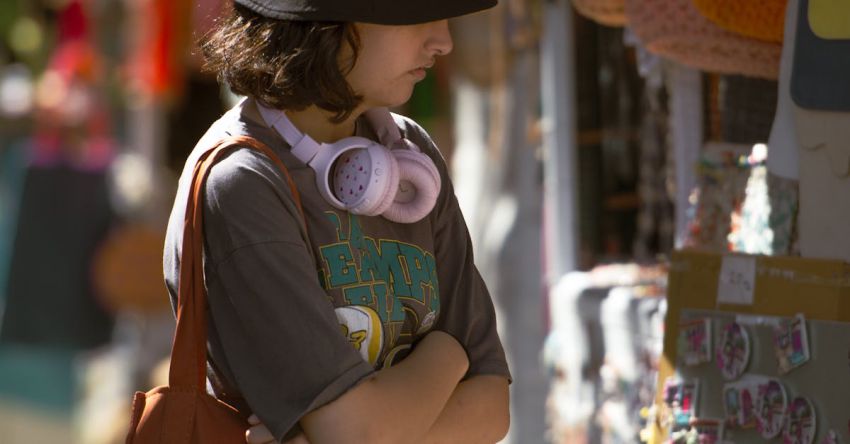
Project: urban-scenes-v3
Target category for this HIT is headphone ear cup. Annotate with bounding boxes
[381,150,441,224]
[340,145,400,216]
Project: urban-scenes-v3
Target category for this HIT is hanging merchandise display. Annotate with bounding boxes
[546,265,667,443]
[692,0,788,43]
[682,142,752,252]
[767,0,802,180]
[571,0,627,27]
[127,0,193,98]
[727,154,800,256]
[650,251,850,444]
[791,0,850,262]
[624,0,782,79]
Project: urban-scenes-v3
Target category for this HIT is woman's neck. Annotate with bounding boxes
[284,105,362,144]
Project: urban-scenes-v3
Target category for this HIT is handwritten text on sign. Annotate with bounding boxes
[717,256,756,305]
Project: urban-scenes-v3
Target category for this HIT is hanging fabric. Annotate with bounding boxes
[128,0,193,98]
[0,155,114,350]
[624,0,782,79]
[571,0,627,27]
[692,0,787,43]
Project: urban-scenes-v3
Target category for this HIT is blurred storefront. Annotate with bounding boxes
[542,0,850,443]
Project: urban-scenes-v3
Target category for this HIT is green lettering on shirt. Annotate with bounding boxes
[321,243,358,287]
[343,285,374,306]
[398,243,429,303]
[373,282,406,323]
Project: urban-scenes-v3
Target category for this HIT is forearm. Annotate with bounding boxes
[420,375,511,444]
[300,331,468,444]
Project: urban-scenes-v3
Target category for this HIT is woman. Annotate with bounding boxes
[163,1,511,443]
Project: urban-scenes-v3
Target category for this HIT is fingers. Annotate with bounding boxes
[248,414,261,425]
[285,434,311,444]
[245,420,276,444]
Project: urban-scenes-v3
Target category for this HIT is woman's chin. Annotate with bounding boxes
[366,87,416,109]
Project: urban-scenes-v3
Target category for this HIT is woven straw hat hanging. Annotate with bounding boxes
[692,0,787,43]
[572,0,627,26]
[624,0,782,79]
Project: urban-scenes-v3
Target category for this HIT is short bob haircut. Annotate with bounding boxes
[201,4,362,123]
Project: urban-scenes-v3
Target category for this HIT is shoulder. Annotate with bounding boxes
[389,113,445,163]
[189,100,295,201]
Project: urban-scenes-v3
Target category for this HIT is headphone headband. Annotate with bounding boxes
[257,102,409,161]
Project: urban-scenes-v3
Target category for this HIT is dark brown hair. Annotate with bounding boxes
[200,4,362,122]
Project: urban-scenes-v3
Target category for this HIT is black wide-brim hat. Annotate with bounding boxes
[233,0,498,25]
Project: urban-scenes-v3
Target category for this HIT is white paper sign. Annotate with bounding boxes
[717,256,756,305]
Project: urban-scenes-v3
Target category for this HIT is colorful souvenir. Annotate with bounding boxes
[717,321,751,380]
[679,318,712,366]
[664,378,700,428]
[774,314,811,374]
[738,381,758,428]
[723,384,741,425]
[725,377,760,428]
[756,379,788,439]
[783,396,816,444]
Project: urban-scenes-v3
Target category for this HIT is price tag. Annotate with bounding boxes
[717,256,756,305]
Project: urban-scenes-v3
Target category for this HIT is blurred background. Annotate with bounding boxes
[0,0,806,442]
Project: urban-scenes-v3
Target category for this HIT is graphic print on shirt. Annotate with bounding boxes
[319,212,440,367]
[334,305,384,365]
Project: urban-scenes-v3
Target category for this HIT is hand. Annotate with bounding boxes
[246,414,310,444]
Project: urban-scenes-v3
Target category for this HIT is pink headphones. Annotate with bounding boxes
[257,103,441,224]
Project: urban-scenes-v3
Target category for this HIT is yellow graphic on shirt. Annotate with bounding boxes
[334,305,384,366]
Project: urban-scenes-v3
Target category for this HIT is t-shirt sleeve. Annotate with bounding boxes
[404,123,512,382]
[200,148,375,441]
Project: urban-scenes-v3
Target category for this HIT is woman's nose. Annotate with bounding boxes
[427,20,454,56]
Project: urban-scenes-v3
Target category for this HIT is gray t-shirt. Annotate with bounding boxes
[163,98,510,441]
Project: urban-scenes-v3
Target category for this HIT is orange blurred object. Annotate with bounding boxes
[692,0,787,43]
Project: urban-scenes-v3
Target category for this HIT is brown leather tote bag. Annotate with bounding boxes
[126,136,306,443]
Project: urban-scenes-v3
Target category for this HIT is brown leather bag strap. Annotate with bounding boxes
[169,135,306,389]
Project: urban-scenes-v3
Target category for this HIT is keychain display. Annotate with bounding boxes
[783,396,816,444]
[774,314,811,374]
[664,378,700,428]
[717,321,751,380]
[679,318,712,366]
[723,384,741,426]
[756,379,788,439]
[693,418,725,443]
[724,377,759,428]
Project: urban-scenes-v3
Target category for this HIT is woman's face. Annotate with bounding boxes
[342,20,453,110]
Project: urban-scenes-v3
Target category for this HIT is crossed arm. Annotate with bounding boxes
[246,331,510,444]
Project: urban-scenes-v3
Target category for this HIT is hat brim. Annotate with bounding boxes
[234,0,498,25]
